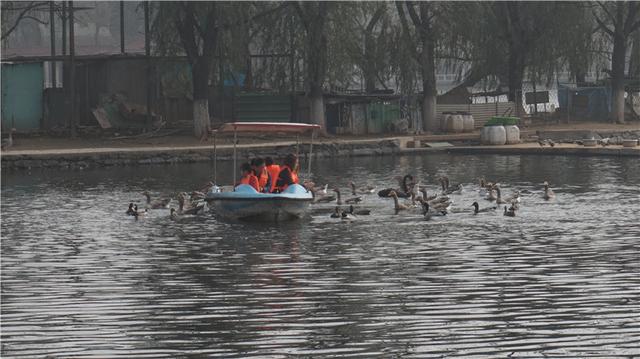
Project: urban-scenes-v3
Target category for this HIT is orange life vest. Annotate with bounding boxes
[266,164,281,192]
[275,165,299,192]
[239,174,260,191]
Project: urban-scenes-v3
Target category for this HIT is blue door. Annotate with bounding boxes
[1,62,43,131]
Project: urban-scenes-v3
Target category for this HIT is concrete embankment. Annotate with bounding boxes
[2,133,639,170]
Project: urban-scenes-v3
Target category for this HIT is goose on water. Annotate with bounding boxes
[389,190,409,212]
[421,202,447,220]
[439,176,462,195]
[543,181,556,200]
[471,201,497,214]
[349,205,371,215]
[503,205,516,217]
[133,205,148,218]
[126,203,136,216]
[142,191,171,209]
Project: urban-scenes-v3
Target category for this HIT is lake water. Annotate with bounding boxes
[2,154,639,358]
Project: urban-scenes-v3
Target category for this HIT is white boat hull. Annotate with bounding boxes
[206,184,313,221]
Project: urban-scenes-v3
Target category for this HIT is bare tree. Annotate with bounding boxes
[293,1,331,133]
[593,1,640,123]
[396,1,439,132]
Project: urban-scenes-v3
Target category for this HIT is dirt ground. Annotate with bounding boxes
[2,121,639,152]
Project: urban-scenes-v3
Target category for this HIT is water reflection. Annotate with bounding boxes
[2,154,639,358]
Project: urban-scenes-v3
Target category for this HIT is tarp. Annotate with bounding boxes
[558,84,611,120]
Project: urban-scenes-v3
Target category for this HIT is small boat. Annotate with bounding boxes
[205,122,320,221]
[207,184,313,221]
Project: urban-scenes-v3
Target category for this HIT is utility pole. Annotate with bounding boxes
[49,1,56,87]
[120,1,125,54]
[289,11,296,122]
[144,1,152,131]
[61,1,66,56]
[69,0,76,137]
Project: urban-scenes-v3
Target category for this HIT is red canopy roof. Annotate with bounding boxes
[215,122,321,134]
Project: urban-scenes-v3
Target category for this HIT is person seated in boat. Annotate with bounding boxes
[264,157,280,192]
[238,162,260,191]
[274,153,299,192]
[251,157,271,193]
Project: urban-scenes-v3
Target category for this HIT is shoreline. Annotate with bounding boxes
[2,136,638,170]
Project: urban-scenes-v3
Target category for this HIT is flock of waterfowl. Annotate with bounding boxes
[306,175,556,221]
[125,183,214,220]
[125,175,556,222]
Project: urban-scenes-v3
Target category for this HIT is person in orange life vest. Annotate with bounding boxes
[275,153,299,192]
[264,157,281,192]
[251,157,270,193]
[238,162,260,191]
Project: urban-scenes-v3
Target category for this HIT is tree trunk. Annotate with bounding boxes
[306,23,328,132]
[610,33,626,124]
[192,60,211,138]
[421,93,436,133]
[420,37,438,132]
[507,45,526,115]
[309,91,325,132]
[363,33,376,93]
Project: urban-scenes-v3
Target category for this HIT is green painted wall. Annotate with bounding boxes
[366,102,400,133]
[1,62,44,131]
[235,92,291,122]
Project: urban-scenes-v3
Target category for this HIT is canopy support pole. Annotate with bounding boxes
[308,130,314,178]
[213,131,217,185]
[233,130,237,187]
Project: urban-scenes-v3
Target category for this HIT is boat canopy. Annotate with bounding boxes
[215,122,321,134]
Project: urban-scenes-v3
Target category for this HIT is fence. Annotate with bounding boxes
[436,102,516,128]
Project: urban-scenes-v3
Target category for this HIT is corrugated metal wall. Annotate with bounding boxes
[1,62,43,131]
[436,102,515,128]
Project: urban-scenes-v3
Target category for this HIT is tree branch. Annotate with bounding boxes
[623,2,640,36]
[593,11,615,37]
[395,1,419,60]
[1,1,49,40]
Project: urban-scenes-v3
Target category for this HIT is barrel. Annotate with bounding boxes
[481,125,506,145]
[461,112,475,132]
[440,112,452,132]
[446,114,464,133]
[504,125,520,144]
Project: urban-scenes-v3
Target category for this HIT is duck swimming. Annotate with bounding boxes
[349,205,371,215]
[133,205,148,218]
[330,206,342,218]
[439,176,463,195]
[421,202,447,220]
[126,203,136,216]
[341,210,357,221]
[345,196,362,204]
[471,201,497,214]
[503,205,516,217]
[543,181,556,200]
